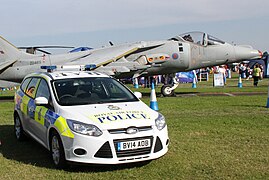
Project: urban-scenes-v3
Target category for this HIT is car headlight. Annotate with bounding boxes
[155,113,166,130]
[67,119,102,137]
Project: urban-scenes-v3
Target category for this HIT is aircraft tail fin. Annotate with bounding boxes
[0,36,34,63]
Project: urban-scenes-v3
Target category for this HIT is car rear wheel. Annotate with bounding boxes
[50,131,67,169]
[14,114,26,141]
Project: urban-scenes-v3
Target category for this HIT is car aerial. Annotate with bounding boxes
[14,69,169,168]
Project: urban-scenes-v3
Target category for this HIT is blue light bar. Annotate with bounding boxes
[85,64,96,70]
[41,65,57,72]
[41,65,57,70]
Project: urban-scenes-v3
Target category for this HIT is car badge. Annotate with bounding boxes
[126,127,139,134]
[107,105,121,110]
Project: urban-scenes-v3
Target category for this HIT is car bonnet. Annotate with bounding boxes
[58,101,158,130]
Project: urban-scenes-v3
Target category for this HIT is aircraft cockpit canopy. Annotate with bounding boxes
[170,31,225,46]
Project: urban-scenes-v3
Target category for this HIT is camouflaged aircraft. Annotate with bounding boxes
[0,32,262,96]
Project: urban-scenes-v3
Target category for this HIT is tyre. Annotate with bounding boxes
[50,130,67,169]
[14,114,26,141]
[161,85,174,97]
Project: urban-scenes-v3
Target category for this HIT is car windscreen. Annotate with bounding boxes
[53,77,138,106]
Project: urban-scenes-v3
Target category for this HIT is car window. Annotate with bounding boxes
[25,78,39,98]
[21,78,31,92]
[105,80,131,99]
[36,78,51,100]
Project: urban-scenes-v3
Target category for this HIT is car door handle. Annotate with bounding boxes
[29,107,35,113]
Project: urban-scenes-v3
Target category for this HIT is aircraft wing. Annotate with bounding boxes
[0,80,19,88]
[0,60,17,74]
[66,42,151,75]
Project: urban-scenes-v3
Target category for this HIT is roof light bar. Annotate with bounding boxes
[41,65,57,72]
[85,64,97,70]
[40,64,97,72]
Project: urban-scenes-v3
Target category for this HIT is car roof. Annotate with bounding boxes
[25,71,109,81]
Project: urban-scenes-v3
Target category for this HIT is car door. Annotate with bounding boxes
[18,77,32,132]
[32,78,54,146]
[23,77,40,136]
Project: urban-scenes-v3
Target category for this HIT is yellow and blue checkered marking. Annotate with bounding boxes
[15,88,74,138]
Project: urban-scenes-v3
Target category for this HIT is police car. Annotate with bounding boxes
[14,70,169,168]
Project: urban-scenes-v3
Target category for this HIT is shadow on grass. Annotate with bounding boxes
[67,160,152,172]
[0,125,151,172]
[0,125,54,168]
[0,96,14,101]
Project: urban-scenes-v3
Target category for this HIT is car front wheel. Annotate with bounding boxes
[50,131,67,169]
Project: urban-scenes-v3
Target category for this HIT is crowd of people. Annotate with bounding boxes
[236,63,264,86]
[184,63,264,87]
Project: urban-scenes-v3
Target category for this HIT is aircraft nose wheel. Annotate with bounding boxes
[161,85,175,97]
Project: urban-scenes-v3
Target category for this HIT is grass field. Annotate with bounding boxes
[0,75,269,179]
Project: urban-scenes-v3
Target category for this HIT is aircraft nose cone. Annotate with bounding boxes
[234,46,262,60]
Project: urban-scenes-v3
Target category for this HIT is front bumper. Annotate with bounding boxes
[62,126,169,164]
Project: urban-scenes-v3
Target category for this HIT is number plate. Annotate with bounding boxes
[117,139,151,151]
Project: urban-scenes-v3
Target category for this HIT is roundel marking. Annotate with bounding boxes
[172,53,179,60]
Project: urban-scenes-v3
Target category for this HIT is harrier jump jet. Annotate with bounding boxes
[0,31,262,96]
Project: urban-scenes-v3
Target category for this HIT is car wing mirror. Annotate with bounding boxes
[35,97,49,106]
[134,92,142,99]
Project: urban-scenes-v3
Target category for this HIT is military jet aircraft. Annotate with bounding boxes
[0,31,262,96]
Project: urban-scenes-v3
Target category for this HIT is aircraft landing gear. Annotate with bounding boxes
[161,75,179,97]
[161,85,174,97]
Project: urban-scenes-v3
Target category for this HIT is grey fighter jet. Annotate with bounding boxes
[0,31,262,96]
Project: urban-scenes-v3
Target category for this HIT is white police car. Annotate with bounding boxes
[14,70,169,168]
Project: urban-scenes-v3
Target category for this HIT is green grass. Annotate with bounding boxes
[0,76,269,179]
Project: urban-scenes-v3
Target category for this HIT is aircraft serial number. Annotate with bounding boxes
[30,61,41,65]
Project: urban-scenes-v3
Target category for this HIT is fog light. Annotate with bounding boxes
[74,148,87,156]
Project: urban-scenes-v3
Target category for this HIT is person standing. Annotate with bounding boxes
[238,64,246,78]
[259,64,264,80]
[253,64,261,86]
[219,65,227,85]
[245,64,250,80]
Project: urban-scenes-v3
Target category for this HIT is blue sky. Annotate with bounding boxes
[1,0,269,52]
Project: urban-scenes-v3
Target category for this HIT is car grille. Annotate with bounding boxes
[113,136,153,158]
[108,126,152,134]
